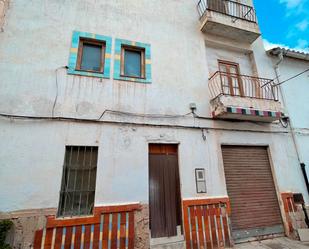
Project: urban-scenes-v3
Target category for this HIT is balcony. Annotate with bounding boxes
[197,0,261,44]
[209,71,282,122]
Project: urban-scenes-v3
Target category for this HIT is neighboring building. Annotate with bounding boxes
[268,47,309,195]
[0,0,308,248]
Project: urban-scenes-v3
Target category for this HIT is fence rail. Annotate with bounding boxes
[209,71,278,101]
[197,0,257,23]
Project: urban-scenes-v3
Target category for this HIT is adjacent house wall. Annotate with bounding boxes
[270,56,309,178]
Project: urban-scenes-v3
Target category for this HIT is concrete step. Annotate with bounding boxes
[151,241,186,249]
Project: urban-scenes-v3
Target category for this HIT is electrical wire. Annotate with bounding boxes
[280,118,289,128]
[0,112,289,134]
[274,68,309,86]
[97,109,194,121]
[52,66,68,117]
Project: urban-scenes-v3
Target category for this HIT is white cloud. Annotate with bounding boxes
[279,0,309,16]
[296,20,309,31]
[276,0,309,47]
[297,39,309,49]
[263,39,309,53]
[279,0,302,8]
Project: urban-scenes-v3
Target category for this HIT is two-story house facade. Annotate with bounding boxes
[0,0,308,248]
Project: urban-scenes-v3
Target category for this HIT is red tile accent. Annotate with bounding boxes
[281,192,296,236]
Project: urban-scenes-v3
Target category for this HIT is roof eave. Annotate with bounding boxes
[267,47,309,61]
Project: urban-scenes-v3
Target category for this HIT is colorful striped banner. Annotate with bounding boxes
[224,107,282,118]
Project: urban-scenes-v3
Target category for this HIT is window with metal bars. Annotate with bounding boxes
[58,146,98,217]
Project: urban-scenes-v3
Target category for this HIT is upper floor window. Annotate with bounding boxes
[76,39,106,73]
[68,31,112,78]
[114,38,152,83]
[121,45,145,78]
[58,146,98,217]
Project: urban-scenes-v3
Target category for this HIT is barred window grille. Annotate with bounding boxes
[58,146,98,217]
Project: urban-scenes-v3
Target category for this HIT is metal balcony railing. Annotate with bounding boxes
[209,71,279,101]
[197,0,257,23]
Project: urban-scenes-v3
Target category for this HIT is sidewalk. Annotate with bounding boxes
[233,237,309,249]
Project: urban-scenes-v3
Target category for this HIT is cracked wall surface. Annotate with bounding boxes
[135,204,150,249]
[0,209,56,249]
[0,0,9,31]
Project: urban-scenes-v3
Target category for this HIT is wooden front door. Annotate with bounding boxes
[219,61,244,96]
[149,144,182,238]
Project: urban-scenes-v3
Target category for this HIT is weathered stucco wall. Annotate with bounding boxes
[205,44,254,77]
[0,118,307,212]
[0,209,55,248]
[0,0,307,218]
[0,0,278,120]
[0,0,210,119]
[1,1,308,247]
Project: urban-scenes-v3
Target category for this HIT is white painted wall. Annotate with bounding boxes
[0,0,210,119]
[269,55,309,178]
[0,0,308,213]
[0,118,307,212]
[206,44,254,77]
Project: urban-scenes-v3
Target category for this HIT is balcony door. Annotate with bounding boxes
[207,0,227,14]
[219,61,244,96]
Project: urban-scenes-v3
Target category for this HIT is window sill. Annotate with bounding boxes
[120,74,146,80]
[67,68,110,79]
[114,75,151,84]
[76,68,104,74]
[55,213,94,220]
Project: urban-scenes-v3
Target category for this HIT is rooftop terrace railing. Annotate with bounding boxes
[209,71,279,101]
[197,0,257,23]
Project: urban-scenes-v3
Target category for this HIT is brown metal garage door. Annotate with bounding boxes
[222,146,284,242]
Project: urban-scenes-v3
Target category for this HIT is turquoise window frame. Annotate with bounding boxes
[114,39,152,83]
[67,31,112,78]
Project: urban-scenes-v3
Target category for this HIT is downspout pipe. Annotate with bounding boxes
[273,48,309,200]
[301,163,309,195]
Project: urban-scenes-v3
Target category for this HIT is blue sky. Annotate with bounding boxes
[253,0,309,52]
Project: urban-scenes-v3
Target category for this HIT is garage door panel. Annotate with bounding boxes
[222,146,283,241]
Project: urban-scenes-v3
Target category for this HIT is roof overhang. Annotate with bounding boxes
[267,47,309,61]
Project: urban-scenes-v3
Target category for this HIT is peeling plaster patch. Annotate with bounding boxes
[0,0,9,32]
[76,101,95,116]
[0,208,55,249]
[135,204,150,249]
